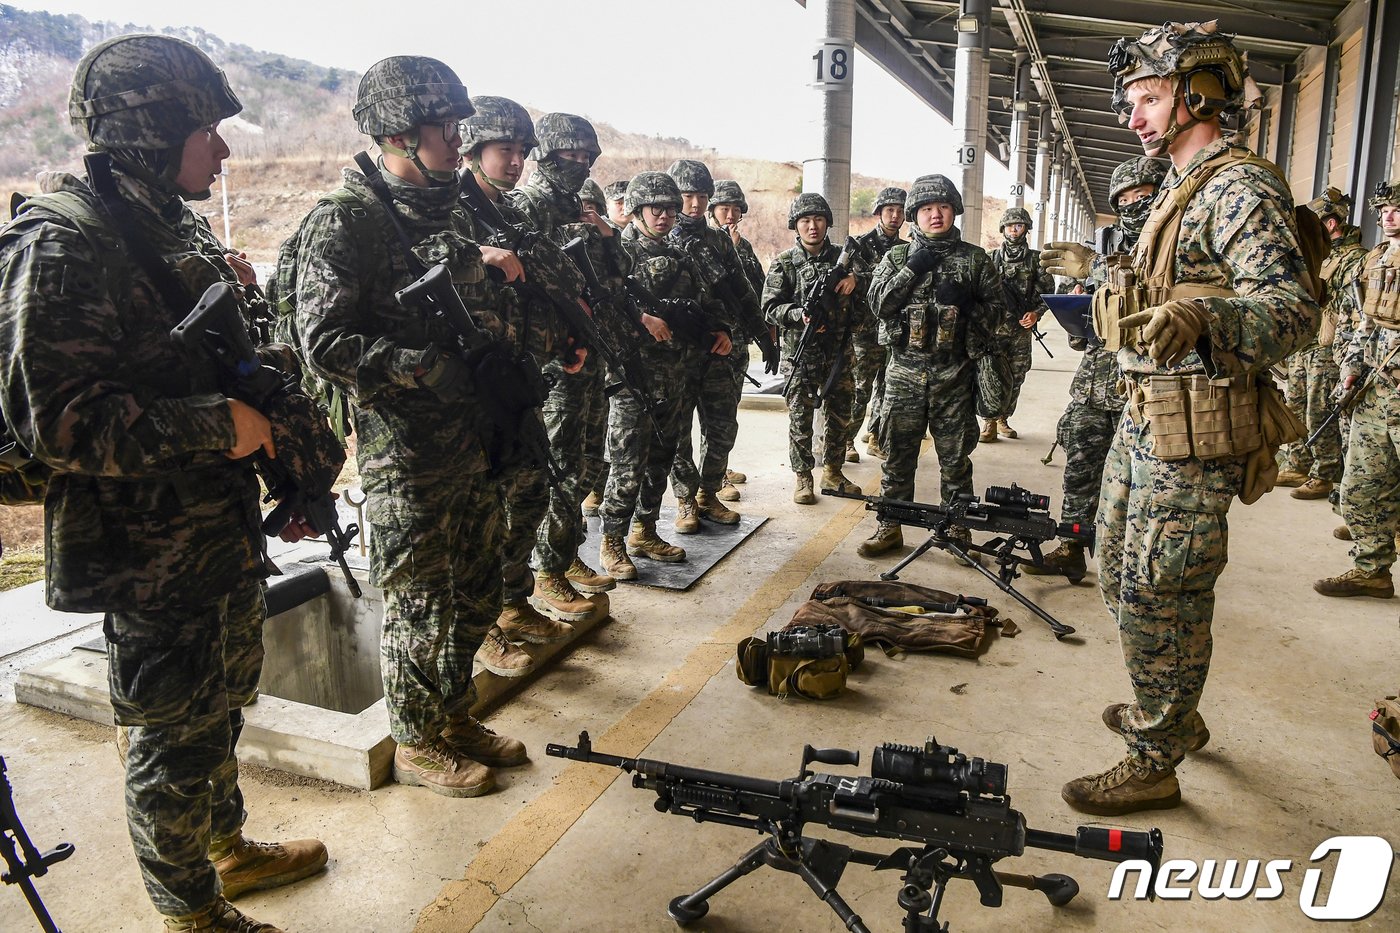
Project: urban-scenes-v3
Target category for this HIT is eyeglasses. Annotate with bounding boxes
[430,120,460,143]
[644,205,678,217]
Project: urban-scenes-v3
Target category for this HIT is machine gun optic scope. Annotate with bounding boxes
[870,738,1008,798]
[983,483,1050,512]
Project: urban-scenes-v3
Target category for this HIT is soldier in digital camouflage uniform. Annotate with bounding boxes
[852,186,906,462]
[1274,187,1367,502]
[598,172,732,577]
[763,193,862,504]
[295,57,529,799]
[1060,23,1319,815]
[0,34,327,932]
[979,206,1054,442]
[1314,179,1400,599]
[856,175,1006,559]
[667,160,779,532]
[1030,155,1166,582]
[604,179,631,230]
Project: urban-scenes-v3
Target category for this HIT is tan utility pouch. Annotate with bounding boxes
[1141,376,1193,460]
[1140,374,1266,461]
[934,303,960,350]
[1371,695,1400,781]
[1317,307,1338,347]
[1093,258,1141,352]
[736,625,864,700]
[1364,267,1400,330]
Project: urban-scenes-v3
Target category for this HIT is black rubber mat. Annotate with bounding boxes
[579,506,768,591]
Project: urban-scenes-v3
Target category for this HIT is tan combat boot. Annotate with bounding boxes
[725,468,747,485]
[845,442,860,463]
[566,556,615,593]
[696,489,741,525]
[532,571,597,620]
[865,437,887,460]
[1274,468,1308,487]
[627,520,687,562]
[943,525,981,567]
[793,471,817,505]
[674,495,701,534]
[600,533,638,580]
[1292,478,1333,500]
[211,833,327,900]
[820,465,861,495]
[1313,567,1395,599]
[497,601,573,644]
[1334,525,1353,541]
[716,477,741,501]
[478,625,534,677]
[1021,541,1087,584]
[857,521,903,558]
[1061,757,1181,816]
[581,489,602,517]
[1102,703,1211,762]
[979,419,998,443]
[996,417,1018,439]
[442,716,528,767]
[164,897,283,932]
[393,739,494,798]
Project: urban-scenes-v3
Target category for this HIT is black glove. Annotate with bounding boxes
[935,280,969,306]
[758,332,781,375]
[417,349,474,403]
[906,247,938,277]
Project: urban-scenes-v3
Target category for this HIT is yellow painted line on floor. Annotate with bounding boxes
[414,499,866,932]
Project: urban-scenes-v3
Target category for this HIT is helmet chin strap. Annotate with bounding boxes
[381,132,454,186]
[636,213,663,239]
[470,155,515,192]
[1145,77,1204,158]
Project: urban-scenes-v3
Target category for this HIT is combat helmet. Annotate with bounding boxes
[460,95,536,154]
[69,34,242,150]
[905,174,963,216]
[530,113,601,165]
[998,206,1033,231]
[353,56,473,137]
[604,180,629,203]
[578,178,606,210]
[1306,186,1353,225]
[710,180,748,214]
[623,171,682,216]
[788,192,833,229]
[1109,156,1168,210]
[1368,179,1400,212]
[872,186,907,214]
[667,159,715,197]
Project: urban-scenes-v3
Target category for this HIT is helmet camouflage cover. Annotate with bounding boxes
[998,206,1033,231]
[460,95,537,153]
[667,159,715,196]
[1306,186,1353,224]
[788,192,833,229]
[623,171,682,215]
[354,56,473,137]
[1368,179,1400,212]
[710,179,748,214]
[873,186,907,214]
[905,174,963,216]
[530,112,601,164]
[1109,156,1168,209]
[1108,21,1252,122]
[578,177,606,208]
[69,34,242,149]
[603,180,629,202]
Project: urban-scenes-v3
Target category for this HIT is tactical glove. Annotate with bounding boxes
[758,332,781,375]
[1040,241,1094,280]
[1120,299,1215,368]
[935,280,969,307]
[905,247,938,277]
[417,349,474,402]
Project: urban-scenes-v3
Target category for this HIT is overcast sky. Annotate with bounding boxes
[14,0,1019,195]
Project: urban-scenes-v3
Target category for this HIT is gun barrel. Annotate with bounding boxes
[1026,826,1164,868]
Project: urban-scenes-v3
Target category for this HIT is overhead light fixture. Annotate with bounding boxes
[956,15,979,33]
[997,141,1010,161]
[1013,100,1030,113]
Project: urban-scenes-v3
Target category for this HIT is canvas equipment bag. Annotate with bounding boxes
[1371,694,1400,780]
[736,624,864,700]
[797,580,1004,657]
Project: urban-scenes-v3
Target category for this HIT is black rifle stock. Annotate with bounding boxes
[2,756,74,933]
[671,224,780,379]
[1308,370,1371,447]
[171,283,362,597]
[824,485,1094,640]
[783,235,861,405]
[546,732,1163,932]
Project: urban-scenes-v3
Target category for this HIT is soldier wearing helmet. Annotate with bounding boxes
[595,172,732,579]
[979,206,1055,443]
[762,192,862,504]
[1060,22,1320,816]
[851,186,907,463]
[1316,180,1400,600]
[855,174,1007,560]
[0,34,327,931]
[293,56,534,800]
[604,179,630,229]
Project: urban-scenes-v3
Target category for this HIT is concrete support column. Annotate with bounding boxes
[1008,50,1031,209]
[1033,108,1052,247]
[1048,145,1064,243]
[952,0,990,245]
[802,0,855,237]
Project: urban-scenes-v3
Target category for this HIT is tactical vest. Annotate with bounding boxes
[1360,243,1400,330]
[877,242,974,354]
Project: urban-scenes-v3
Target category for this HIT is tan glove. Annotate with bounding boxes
[1239,444,1277,505]
[1120,299,1215,367]
[1040,241,1094,279]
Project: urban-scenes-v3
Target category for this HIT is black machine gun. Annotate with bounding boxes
[824,484,1093,639]
[172,284,362,597]
[784,235,862,406]
[547,732,1162,932]
[2,756,75,932]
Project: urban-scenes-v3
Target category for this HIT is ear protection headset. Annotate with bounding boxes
[1182,69,1228,121]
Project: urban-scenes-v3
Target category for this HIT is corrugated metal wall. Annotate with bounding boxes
[1328,27,1365,191]
[1288,45,1328,201]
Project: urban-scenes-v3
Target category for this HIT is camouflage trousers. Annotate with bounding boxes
[1340,382,1400,573]
[370,473,503,746]
[985,329,1034,420]
[534,358,607,575]
[107,581,265,917]
[866,361,889,441]
[1097,410,1238,770]
[1278,345,1342,482]
[500,457,548,603]
[782,347,855,474]
[847,338,886,447]
[674,338,748,496]
[878,351,977,503]
[601,344,691,535]
[1054,401,1119,527]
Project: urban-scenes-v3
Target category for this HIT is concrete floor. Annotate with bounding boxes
[3,335,1398,932]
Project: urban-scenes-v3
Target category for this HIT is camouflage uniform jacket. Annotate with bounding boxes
[1339,240,1400,383]
[1067,229,1140,411]
[295,164,501,479]
[764,238,860,356]
[1324,224,1368,359]
[669,215,767,342]
[1119,137,1319,379]
[988,242,1054,327]
[852,226,905,347]
[0,168,262,611]
[621,225,728,350]
[722,227,766,296]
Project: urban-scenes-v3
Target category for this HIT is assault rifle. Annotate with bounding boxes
[999,280,1054,358]
[546,732,1162,932]
[669,222,782,376]
[825,485,1093,639]
[623,275,729,353]
[784,235,862,405]
[172,284,362,597]
[2,756,74,932]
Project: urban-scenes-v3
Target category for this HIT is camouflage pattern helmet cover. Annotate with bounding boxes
[1306,186,1354,223]
[530,112,601,164]
[1108,21,1251,121]
[1109,156,1168,209]
[998,206,1033,231]
[710,179,748,214]
[667,159,715,196]
[623,171,682,215]
[905,174,964,216]
[460,95,536,152]
[578,177,606,208]
[603,180,629,202]
[69,34,242,149]
[1371,179,1400,211]
[787,192,833,229]
[873,186,908,214]
[354,56,473,137]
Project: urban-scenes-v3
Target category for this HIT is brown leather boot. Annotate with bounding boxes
[673,495,701,534]
[1102,703,1210,761]
[1291,477,1333,500]
[1021,541,1087,584]
[599,533,637,580]
[725,468,747,485]
[497,601,573,644]
[627,520,686,562]
[696,489,741,524]
[581,489,602,517]
[865,438,887,460]
[566,556,615,593]
[531,571,596,621]
[393,740,494,798]
[979,419,998,443]
[164,897,283,932]
[845,443,860,463]
[1334,524,1353,541]
[793,472,817,505]
[856,521,903,558]
[442,716,528,767]
[1274,468,1308,487]
[1061,758,1181,816]
[1313,567,1395,598]
[211,833,327,900]
[477,625,533,677]
[820,465,861,495]
[716,477,741,502]
[996,417,1018,439]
